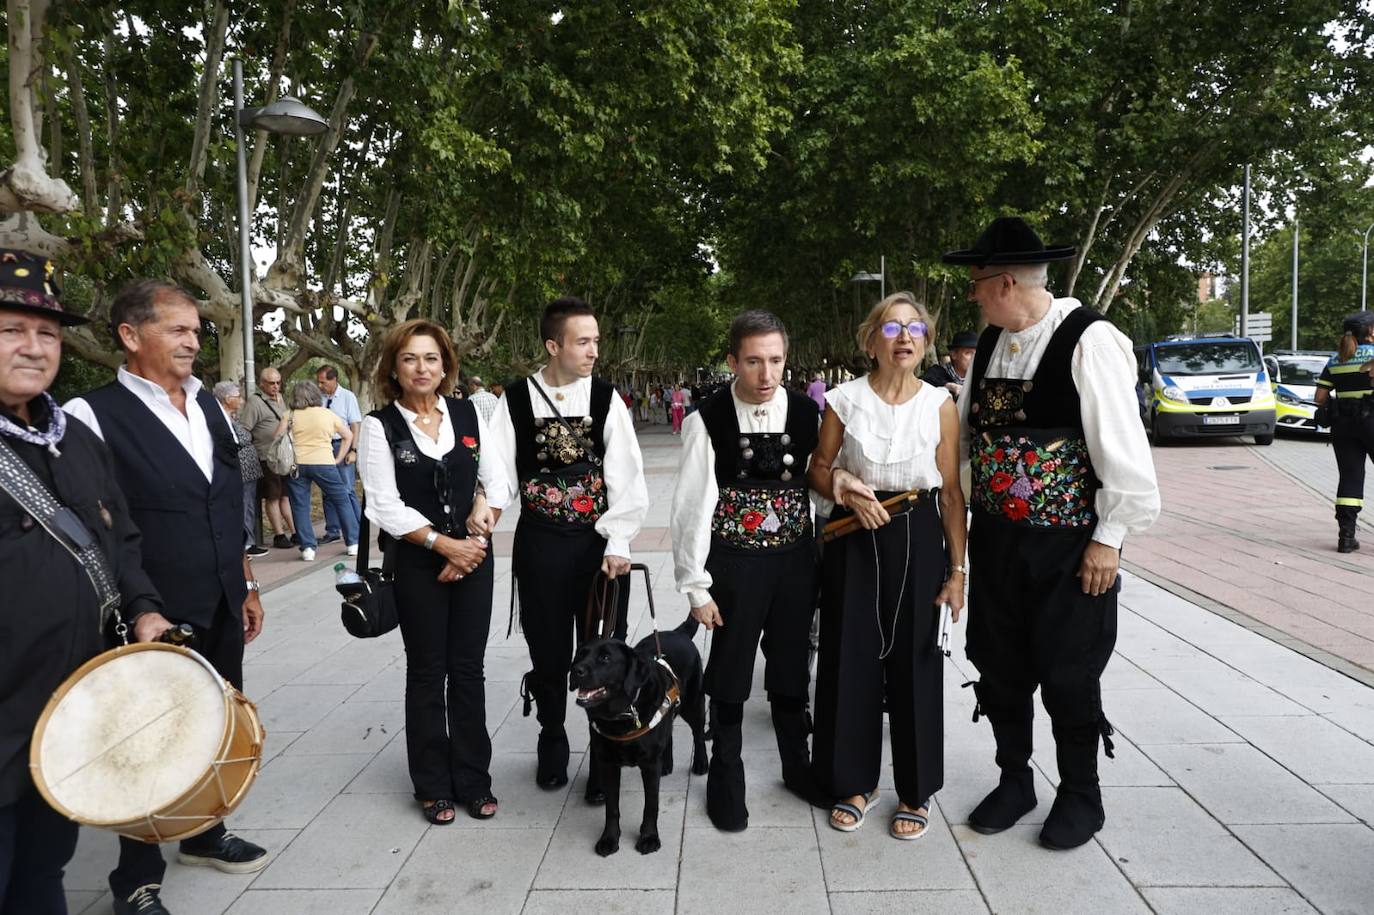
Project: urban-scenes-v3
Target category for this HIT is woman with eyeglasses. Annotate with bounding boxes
[357,319,512,824]
[807,291,967,841]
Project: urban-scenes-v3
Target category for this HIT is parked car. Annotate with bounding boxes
[1264,350,1335,435]
[1134,335,1276,445]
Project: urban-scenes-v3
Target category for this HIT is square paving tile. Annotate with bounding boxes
[1233,823,1374,915]
[522,890,676,915]
[1139,887,1317,915]
[813,796,975,891]
[1315,783,1374,825]
[1096,787,1283,887]
[953,825,1150,915]
[828,890,990,915]
[534,792,686,889]
[283,700,404,755]
[252,793,429,889]
[1108,688,1243,745]
[223,889,384,914]
[373,827,547,914]
[1148,668,1310,718]
[1220,715,1374,784]
[255,682,357,732]
[678,826,828,915]
[1143,743,1353,825]
[234,753,373,829]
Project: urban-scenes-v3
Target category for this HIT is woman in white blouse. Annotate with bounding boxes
[358,320,512,824]
[807,292,967,840]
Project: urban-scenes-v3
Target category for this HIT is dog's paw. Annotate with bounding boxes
[635,833,662,855]
[660,756,674,776]
[595,835,620,857]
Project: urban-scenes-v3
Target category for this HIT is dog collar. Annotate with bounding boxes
[592,657,681,743]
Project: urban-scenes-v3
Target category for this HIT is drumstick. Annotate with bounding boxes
[822,490,923,543]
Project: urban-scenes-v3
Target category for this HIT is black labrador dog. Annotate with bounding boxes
[569,617,708,856]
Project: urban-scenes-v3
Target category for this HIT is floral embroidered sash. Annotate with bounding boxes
[712,485,812,549]
[520,467,608,526]
[970,431,1096,528]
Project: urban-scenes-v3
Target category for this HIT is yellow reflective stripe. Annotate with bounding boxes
[1334,390,1372,398]
[1316,379,1334,388]
[1328,363,1370,374]
[1336,497,1363,507]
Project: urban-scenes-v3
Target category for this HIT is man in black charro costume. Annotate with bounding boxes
[488,297,649,803]
[669,310,822,831]
[945,217,1160,849]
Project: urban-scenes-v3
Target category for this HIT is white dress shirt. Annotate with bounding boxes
[826,377,949,493]
[64,366,216,481]
[955,297,1161,548]
[358,396,512,539]
[487,369,649,560]
[670,383,793,609]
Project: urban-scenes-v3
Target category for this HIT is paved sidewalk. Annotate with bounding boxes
[61,426,1374,914]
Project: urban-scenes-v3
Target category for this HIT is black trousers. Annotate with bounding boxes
[110,599,243,899]
[1333,412,1374,525]
[812,499,946,807]
[513,517,629,735]
[964,514,1117,765]
[0,787,79,915]
[393,541,494,802]
[702,541,817,704]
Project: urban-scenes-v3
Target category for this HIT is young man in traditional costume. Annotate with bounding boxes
[670,310,823,831]
[944,217,1160,849]
[488,297,649,802]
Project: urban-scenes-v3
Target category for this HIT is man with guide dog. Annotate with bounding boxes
[487,296,650,801]
[670,309,824,831]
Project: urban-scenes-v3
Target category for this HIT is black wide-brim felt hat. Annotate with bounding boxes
[942,216,1077,266]
[0,248,86,325]
[949,330,980,349]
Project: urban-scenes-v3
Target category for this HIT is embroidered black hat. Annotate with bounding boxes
[0,248,87,325]
[942,216,1077,266]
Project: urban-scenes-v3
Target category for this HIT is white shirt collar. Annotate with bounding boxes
[117,364,203,403]
[535,367,591,392]
[730,380,787,415]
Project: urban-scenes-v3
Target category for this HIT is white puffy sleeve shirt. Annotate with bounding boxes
[487,371,649,560]
[955,297,1161,548]
[827,377,948,492]
[670,384,795,608]
[358,396,513,539]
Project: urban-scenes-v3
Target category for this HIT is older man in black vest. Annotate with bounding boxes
[65,280,266,915]
[944,217,1159,850]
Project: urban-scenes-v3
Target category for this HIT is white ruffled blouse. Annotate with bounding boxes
[826,376,948,492]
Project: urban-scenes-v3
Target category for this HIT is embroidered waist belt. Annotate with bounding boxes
[711,483,812,550]
[520,463,607,525]
[970,428,1097,528]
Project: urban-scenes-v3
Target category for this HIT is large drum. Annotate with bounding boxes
[30,642,264,843]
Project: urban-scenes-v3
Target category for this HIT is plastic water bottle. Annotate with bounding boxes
[334,562,364,600]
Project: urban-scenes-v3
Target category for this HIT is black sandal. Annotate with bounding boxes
[466,795,498,820]
[421,799,456,824]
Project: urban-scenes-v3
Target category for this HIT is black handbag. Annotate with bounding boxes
[339,505,399,638]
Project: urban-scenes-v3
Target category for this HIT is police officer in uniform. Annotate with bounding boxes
[1314,311,1374,553]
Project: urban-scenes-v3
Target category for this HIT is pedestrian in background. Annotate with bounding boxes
[273,380,358,561]
[359,319,509,823]
[467,375,499,424]
[671,383,687,433]
[316,365,362,546]
[237,366,297,548]
[214,380,267,557]
[1315,311,1374,553]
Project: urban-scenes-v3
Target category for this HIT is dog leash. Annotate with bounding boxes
[588,562,662,659]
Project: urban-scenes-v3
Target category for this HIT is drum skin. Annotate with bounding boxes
[29,642,265,843]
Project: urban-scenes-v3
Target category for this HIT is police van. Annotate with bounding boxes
[1134,335,1276,445]
[1264,350,1335,435]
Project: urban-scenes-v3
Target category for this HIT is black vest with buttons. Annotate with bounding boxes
[505,375,615,527]
[80,381,246,626]
[698,388,819,550]
[373,397,478,536]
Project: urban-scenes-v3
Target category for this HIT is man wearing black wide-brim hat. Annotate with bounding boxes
[942,217,1160,849]
[0,249,164,913]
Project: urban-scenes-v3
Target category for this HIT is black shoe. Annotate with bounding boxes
[272,534,292,549]
[536,728,570,789]
[320,532,342,545]
[1038,789,1106,849]
[246,545,270,558]
[113,884,171,915]
[706,702,748,831]
[968,770,1037,834]
[290,533,302,545]
[1338,533,1360,553]
[771,698,831,809]
[176,832,269,874]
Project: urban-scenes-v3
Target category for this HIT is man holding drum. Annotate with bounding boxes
[0,250,164,914]
[65,280,267,915]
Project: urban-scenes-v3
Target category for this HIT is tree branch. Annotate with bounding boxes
[1,0,80,214]
[56,38,98,217]
[245,0,296,216]
[184,0,229,203]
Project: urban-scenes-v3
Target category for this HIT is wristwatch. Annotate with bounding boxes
[949,564,967,575]
[245,579,261,592]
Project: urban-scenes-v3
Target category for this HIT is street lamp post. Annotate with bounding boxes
[1362,220,1374,314]
[849,254,886,300]
[231,58,328,395]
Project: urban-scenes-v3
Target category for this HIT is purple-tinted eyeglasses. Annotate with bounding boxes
[880,320,927,340]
